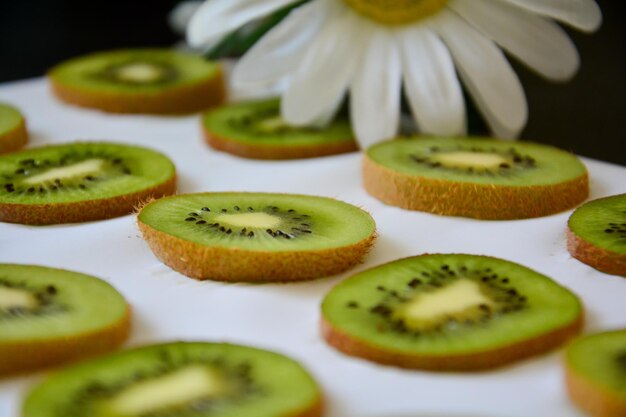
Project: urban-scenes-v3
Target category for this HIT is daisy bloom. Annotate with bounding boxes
[187,0,602,147]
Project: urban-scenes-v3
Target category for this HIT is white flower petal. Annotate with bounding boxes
[232,0,329,87]
[187,0,297,47]
[497,0,602,32]
[398,26,466,136]
[351,29,402,148]
[169,1,202,35]
[432,11,527,139]
[451,0,579,81]
[281,9,365,126]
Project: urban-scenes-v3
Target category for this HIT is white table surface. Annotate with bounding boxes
[1,78,625,417]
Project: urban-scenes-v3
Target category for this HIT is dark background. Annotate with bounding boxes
[0,0,623,165]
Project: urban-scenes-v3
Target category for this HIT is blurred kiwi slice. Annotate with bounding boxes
[0,142,176,225]
[202,99,357,159]
[137,192,376,281]
[364,137,589,219]
[565,330,626,417]
[23,342,323,417]
[567,194,626,277]
[321,254,583,371]
[0,103,28,154]
[0,264,130,376]
[48,49,225,114]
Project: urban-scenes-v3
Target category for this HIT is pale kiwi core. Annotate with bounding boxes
[0,287,39,310]
[343,0,448,24]
[103,365,224,415]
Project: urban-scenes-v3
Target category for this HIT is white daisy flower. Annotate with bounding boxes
[187,0,602,147]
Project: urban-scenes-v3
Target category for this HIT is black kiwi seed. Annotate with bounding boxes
[185,217,196,222]
[201,207,210,212]
[408,278,421,288]
[196,220,207,225]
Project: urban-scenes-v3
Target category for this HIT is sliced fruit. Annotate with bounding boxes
[202,99,357,159]
[321,254,583,371]
[48,49,225,114]
[0,142,176,224]
[0,103,28,154]
[565,330,626,417]
[22,342,323,417]
[567,194,626,277]
[363,136,589,220]
[137,192,376,281]
[0,264,130,375]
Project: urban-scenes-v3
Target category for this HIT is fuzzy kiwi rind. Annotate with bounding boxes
[22,342,323,417]
[564,329,626,417]
[363,136,589,220]
[202,99,357,160]
[0,264,130,376]
[0,142,176,225]
[48,49,225,114]
[567,194,626,277]
[321,254,583,371]
[0,103,28,154]
[137,192,376,282]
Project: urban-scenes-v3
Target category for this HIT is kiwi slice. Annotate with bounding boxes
[23,342,323,417]
[137,192,376,281]
[565,330,626,417]
[0,103,28,154]
[364,136,589,220]
[48,49,225,114]
[0,142,176,225]
[202,99,357,159]
[321,254,583,371]
[567,194,626,277]
[0,264,130,376]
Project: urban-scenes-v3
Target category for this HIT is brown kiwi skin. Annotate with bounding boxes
[0,175,176,225]
[0,305,131,376]
[565,357,626,417]
[363,153,589,220]
[137,201,376,282]
[321,312,584,372]
[49,67,226,114]
[0,118,28,155]
[567,228,626,277]
[202,124,358,160]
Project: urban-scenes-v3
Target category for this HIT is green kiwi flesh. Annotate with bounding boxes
[0,264,127,342]
[0,264,129,374]
[202,99,355,159]
[139,192,374,252]
[49,49,220,93]
[23,342,322,417]
[568,194,626,275]
[0,142,175,224]
[322,254,582,368]
[0,103,22,135]
[567,330,626,398]
[565,330,626,417]
[367,137,586,186]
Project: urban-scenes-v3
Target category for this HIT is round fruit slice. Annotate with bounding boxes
[49,49,225,114]
[202,99,357,159]
[565,330,626,417]
[363,137,589,220]
[0,264,130,375]
[23,342,323,417]
[0,103,28,154]
[321,254,583,371]
[138,192,376,281]
[567,194,626,277]
[0,142,176,225]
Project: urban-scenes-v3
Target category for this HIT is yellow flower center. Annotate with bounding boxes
[343,0,448,25]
